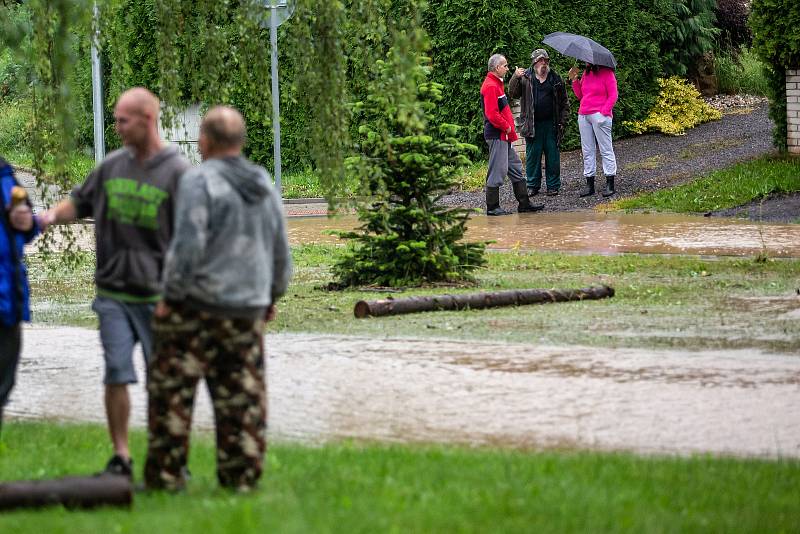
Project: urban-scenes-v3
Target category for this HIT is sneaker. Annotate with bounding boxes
[98,454,133,480]
[545,189,559,196]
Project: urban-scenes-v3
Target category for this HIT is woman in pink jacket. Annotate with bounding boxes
[568,63,618,197]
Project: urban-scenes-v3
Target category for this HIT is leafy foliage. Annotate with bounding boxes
[660,0,720,77]
[623,77,721,136]
[0,0,94,265]
[424,0,670,151]
[332,26,486,288]
[715,0,752,51]
[751,0,800,152]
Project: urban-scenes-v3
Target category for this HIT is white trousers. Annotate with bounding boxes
[578,112,617,177]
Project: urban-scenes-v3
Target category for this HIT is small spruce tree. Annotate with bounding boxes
[332,28,486,288]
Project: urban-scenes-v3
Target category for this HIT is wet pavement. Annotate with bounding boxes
[9,326,800,459]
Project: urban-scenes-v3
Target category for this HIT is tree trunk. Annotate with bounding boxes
[0,475,132,510]
[354,285,614,318]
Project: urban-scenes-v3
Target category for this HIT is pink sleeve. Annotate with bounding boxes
[571,78,583,100]
[601,70,618,116]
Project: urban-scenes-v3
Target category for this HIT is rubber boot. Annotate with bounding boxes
[579,176,595,197]
[512,181,544,213]
[602,175,615,197]
[485,186,511,216]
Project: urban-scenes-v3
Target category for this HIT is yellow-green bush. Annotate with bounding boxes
[623,77,721,136]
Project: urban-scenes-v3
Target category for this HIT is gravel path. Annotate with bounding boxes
[441,104,775,212]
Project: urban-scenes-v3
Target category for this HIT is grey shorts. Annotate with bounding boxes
[92,296,155,385]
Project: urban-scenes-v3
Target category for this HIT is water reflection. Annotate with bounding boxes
[25,210,800,257]
[290,212,800,257]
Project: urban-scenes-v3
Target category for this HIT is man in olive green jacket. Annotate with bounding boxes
[509,49,570,196]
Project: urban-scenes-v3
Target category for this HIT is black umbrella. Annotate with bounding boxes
[542,32,617,69]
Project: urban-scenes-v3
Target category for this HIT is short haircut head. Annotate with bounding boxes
[488,54,506,72]
[116,87,160,122]
[200,105,247,149]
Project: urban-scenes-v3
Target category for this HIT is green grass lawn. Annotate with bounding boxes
[27,245,800,353]
[280,161,486,198]
[609,155,800,213]
[1,422,798,533]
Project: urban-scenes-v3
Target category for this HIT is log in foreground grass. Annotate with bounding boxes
[354,285,614,318]
[0,475,131,511]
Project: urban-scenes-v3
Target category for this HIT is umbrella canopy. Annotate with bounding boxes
[542,32,617,69]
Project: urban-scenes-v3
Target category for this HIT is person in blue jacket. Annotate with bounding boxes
[0,157,38,435]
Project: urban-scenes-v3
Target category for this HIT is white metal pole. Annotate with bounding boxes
[270,5,282,197]
[90,3,105,164]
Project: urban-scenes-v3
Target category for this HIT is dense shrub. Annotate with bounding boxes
[623,77,721,135]
[660,0,719,77]
[2,1,680,171]
[0,98,32,154]
[98,0,672,167]
[751,0,800,151]
[424,0,671,152]
[715,0,752,50]
[0,4,30,101]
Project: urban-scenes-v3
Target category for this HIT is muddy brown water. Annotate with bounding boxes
[8,327,800,458]
[290,212,800,257]
[25,209,800,257]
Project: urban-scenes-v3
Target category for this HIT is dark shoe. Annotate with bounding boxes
[602,176,615,197]
[579,176,595,198]
[545,189,559,196]
[98,454,133,480]
[487,206,512,216]
[527,187,540,197]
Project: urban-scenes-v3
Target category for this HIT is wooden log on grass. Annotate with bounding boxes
[0,475,132,510]
[354,285,614,318]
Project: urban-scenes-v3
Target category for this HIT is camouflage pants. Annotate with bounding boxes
[144,304,267,491]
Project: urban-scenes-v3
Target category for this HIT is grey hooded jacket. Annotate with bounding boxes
[162,156,291,316]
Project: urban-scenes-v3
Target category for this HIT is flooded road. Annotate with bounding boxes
[26,209,800,257]
[290,212,800,257]
[16,167,800,257]
[9,326,800,459]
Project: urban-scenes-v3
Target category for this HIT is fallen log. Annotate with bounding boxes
[0,475,132,511]
[354,285,614,318]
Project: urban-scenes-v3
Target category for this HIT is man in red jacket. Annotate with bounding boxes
[480,54,543,216]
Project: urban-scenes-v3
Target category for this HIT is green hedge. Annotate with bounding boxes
[63,1,673,171]
[424,0,672,151]
[751,0,800,152]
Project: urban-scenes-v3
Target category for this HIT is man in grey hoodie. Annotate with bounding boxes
[41,87,190,478]
[144,105,291,492]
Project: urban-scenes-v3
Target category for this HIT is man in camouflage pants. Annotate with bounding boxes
[144,105,291,492]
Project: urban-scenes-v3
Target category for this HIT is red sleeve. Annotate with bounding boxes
[482,86,511,131]
[601,70,618,116]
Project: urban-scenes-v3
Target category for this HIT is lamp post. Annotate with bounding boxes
[264,0,295,198]
[90,2,104,164]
